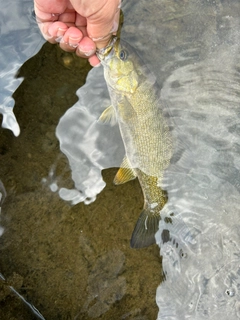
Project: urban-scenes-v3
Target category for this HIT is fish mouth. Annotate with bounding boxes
[96,36,118,62]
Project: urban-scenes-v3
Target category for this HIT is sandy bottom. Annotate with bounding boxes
[0,43,162,320]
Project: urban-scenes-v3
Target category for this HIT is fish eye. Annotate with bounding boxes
[119,49,128,61]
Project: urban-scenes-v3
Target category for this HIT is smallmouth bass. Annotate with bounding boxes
[96,37,172,248]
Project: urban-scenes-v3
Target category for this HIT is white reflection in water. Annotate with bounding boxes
[155,28,240,319]
[55,66,125,204]
[0,1,44,136]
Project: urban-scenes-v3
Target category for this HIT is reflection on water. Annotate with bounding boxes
[1,0,240,319]
[154,4,240,317]
[0,1,44,136]
[153,1,240,319]
[53,66,124,205]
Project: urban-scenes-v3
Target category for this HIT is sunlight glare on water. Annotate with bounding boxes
[152,1,240,319]
[55,66,125,205]
[0,1,44,136]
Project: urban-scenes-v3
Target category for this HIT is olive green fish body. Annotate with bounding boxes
[97,38,172,248]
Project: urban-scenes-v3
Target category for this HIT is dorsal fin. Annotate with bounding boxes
[114,156,137,185]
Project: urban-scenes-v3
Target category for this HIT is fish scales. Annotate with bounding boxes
[119,84,172,177]
[97,37,173,248]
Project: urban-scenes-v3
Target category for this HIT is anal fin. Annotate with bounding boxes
[114,156,137,185]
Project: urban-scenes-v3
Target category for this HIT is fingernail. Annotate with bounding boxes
[55,36,63,43]
[69,43,79,48]
[44,34,54,40]
[69,36,81,47]
[79,47,95,56]
[94,62,101,67]
[69,36,81,41]
[90,36,104,42]
[57,27,67,37]
[82,49,95,57]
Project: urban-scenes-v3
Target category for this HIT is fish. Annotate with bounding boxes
[96,36,173,248]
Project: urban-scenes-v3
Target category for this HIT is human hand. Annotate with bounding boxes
[34,0,121,66]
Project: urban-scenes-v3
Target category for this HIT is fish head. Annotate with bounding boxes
[97,37,139,94]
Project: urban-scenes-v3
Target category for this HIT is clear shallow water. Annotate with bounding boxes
[1,0,240,319]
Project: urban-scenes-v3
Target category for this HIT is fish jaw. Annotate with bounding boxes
[103,59,139,94]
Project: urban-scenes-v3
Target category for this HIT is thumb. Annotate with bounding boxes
[86,1,120,49]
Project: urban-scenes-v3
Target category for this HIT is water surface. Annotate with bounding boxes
[1,0,240,319]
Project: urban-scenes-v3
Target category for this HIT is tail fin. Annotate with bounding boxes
[130,210,160,248]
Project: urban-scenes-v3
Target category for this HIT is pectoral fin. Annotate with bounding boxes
[98,105,117,126]
[114,156,137,185]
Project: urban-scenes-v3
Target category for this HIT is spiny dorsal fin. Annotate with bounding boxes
[114,156,137,185]
[97,105,117,126]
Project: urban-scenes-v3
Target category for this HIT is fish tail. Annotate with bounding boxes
[130,210,160,249]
